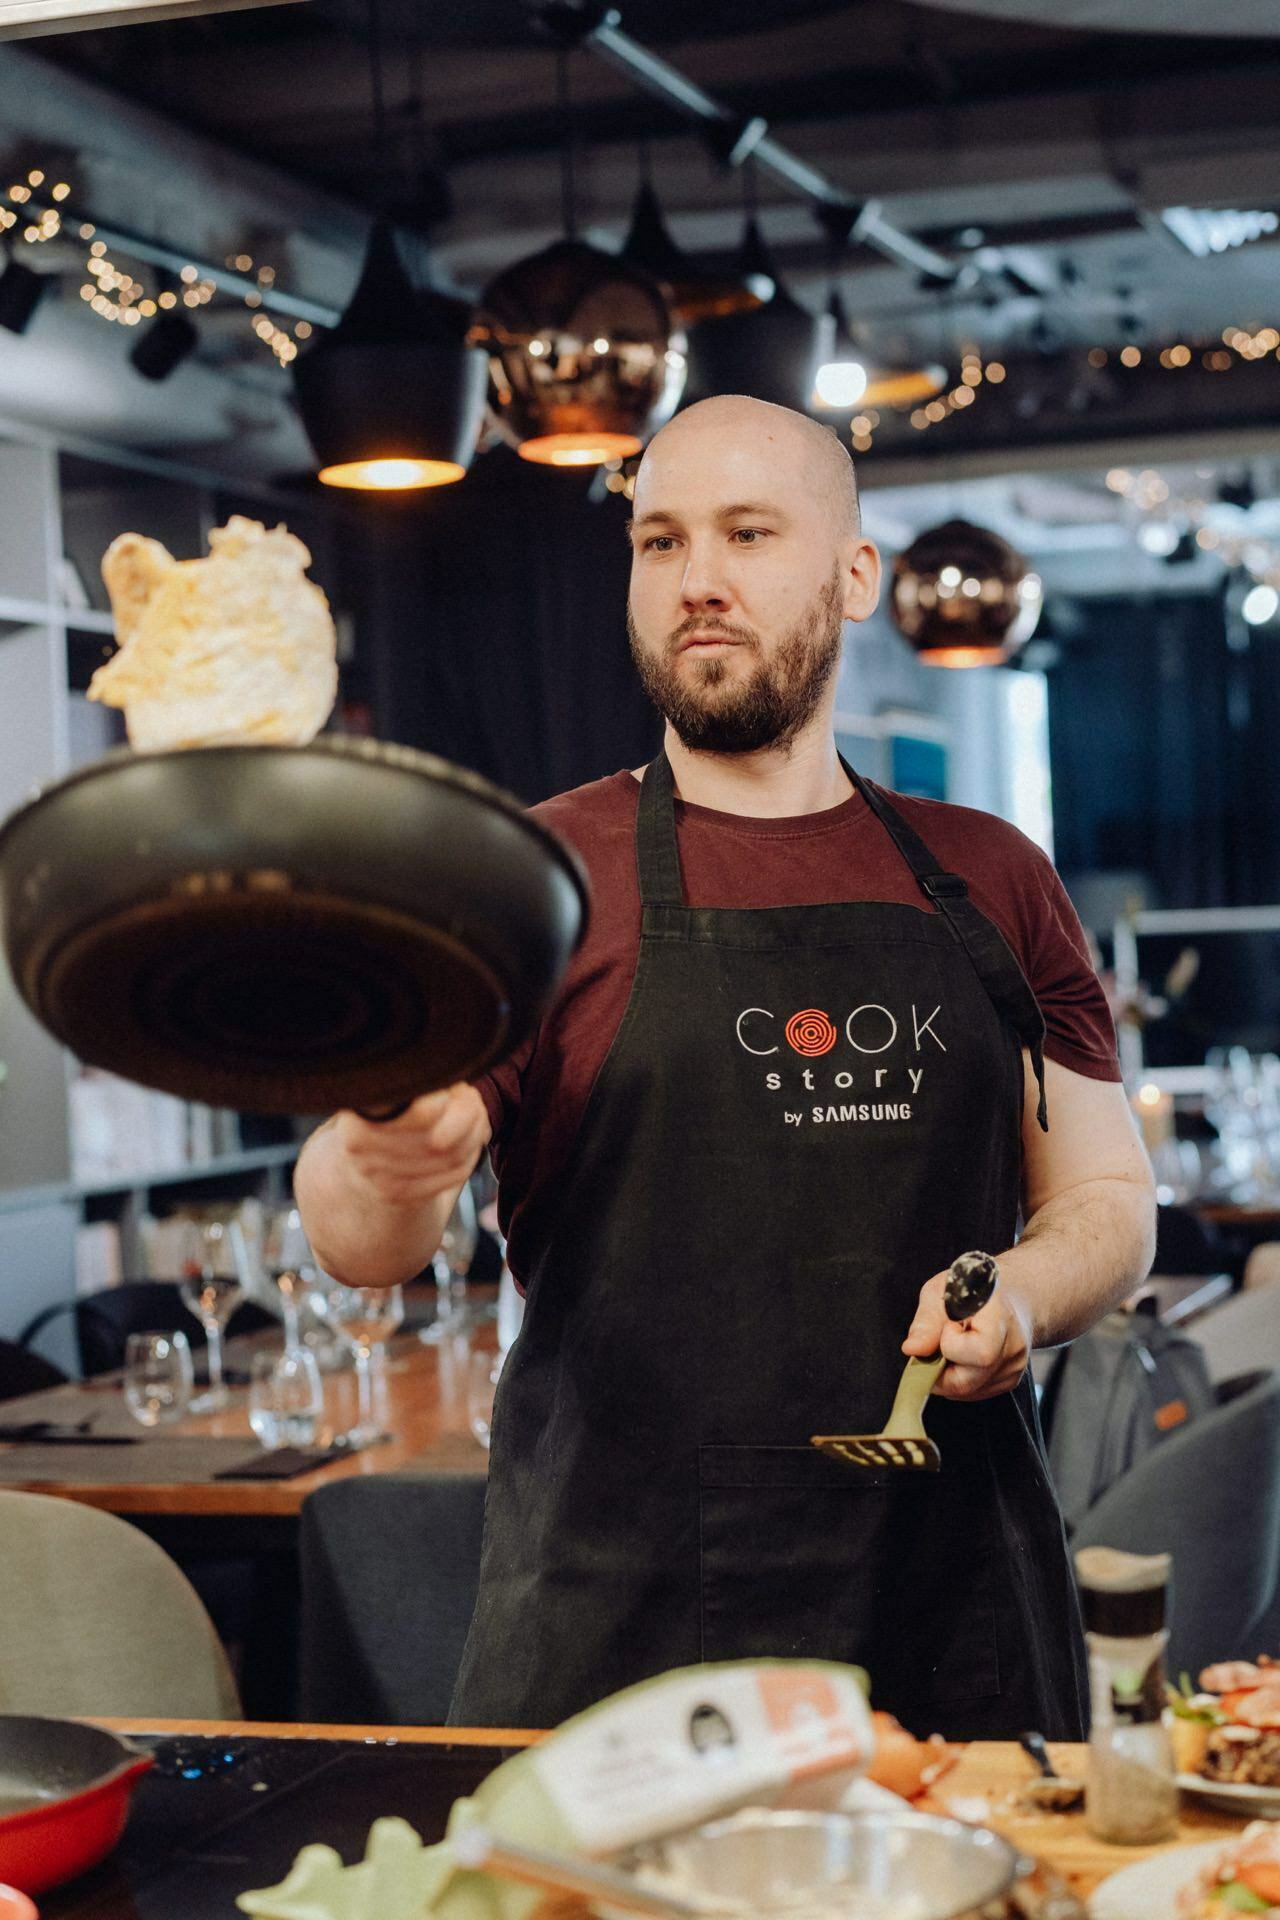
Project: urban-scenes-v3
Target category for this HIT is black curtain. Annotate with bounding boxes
[1047,590,1280,907]
[357,448,661,803]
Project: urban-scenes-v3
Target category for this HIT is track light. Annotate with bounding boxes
[0,258,45,336]
[129,309,198,382]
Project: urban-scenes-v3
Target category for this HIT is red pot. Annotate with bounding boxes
[0,1719,152,1895]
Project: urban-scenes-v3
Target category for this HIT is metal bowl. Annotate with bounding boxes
[637,1808,1020,1920]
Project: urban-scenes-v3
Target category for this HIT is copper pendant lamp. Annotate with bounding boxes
[477,53,686,468]
[890,519,1043,667]
[477,237,686,467]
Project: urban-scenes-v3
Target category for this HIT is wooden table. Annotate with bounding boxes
[0,1319,494,1716]
[0,1320,492,1517]
[76,1722,1248,1910]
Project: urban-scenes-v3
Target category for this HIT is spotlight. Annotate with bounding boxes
[1242,583,1279,627]
[0,257,45,335]
[129,309,198,382]
[812,291,867,411]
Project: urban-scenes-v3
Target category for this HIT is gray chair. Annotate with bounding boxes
[1193,1286,1280,1385]
[299,1473,486,1724]
[1071,1370,1280,1679]
[0,1489,241,1717]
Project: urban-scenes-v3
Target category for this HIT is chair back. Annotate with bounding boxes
[20,1282,275,1377]
[299,1473,486,1725]
[0,1338,66,1404]
[1071,1370,1280,1678]
[1194,1285,1280,1385]
[0,1489,241,1717]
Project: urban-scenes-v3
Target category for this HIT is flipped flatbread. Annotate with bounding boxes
[88,516,338,751]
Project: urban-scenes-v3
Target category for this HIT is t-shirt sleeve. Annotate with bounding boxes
[1016,840,1121,1082]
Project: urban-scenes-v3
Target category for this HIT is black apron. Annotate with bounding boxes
[450,754,1087,1738]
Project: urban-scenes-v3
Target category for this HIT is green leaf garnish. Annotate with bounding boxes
[1214,1883,1270,1912]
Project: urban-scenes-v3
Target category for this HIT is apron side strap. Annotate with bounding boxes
[1029,1031,1049,1133]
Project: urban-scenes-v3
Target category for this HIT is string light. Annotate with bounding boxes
[1107,467,1280,592]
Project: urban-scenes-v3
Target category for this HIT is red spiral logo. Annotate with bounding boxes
[785,1009,837,1056]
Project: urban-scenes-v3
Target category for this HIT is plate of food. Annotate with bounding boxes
[1091,1823,1280,1918]
[1168,1658,1280,1817]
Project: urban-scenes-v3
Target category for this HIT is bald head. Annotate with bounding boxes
[638,395,860,537]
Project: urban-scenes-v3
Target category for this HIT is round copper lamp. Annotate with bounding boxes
[292,222,489,491]
[476,239,686,467]
[890,519,1043,667]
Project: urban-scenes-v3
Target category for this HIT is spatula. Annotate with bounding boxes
[810,1251,999,1471]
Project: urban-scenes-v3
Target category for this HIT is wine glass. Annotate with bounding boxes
[326,1284,404,1444]
[260,1205,313,1352]
[467,1349,504,1450]
[123,1330,194,1428]
[248,1348,324,1449]
[421,1184,478,1342]
[177,1219,244,1411]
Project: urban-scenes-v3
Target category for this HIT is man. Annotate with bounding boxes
[296,395,1155,1737]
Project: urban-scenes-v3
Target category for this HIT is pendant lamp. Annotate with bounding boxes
[292,221,488,491]
[890,519,1043,668]
[622,181,770,325]
[812,291,868,410]
[683,218,823,410]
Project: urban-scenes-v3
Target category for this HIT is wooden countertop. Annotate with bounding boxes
[94,1723,1248,1899]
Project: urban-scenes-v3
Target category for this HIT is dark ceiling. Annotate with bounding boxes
[17,0,1280,479]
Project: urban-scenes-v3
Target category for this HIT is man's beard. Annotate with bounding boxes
[626,569,846,755]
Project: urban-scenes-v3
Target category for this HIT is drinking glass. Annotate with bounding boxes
[260,1205,314,1351]
[327,1284,404,1444]
[123,1330,194,1428]
[248,1347,323,1449]
[421,1184,478,1342]
[178,1219,245,1411]
[467,1349,504,1450]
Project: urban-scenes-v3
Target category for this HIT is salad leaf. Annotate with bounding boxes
[1213,1883,1271,1912]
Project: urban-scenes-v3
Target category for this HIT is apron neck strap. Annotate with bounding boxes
[636,751,684,905]
[845,760,1049,1131]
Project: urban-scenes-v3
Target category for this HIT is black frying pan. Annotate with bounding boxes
[0,737,588,1117]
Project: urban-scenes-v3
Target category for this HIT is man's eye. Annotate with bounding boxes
[731,528,767,544]
[645,535,676,552]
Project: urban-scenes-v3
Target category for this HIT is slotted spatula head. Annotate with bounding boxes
[810,1251,999,1471]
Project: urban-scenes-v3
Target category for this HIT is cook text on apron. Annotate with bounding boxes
[450,753,1088,1738]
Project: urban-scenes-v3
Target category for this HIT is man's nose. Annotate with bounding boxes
[680,546,734,610]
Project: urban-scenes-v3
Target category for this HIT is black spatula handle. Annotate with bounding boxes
[944,1250,999,1321]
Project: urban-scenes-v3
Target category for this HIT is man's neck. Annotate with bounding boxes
[636,722,854,819]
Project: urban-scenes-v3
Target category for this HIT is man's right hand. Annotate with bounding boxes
[331,1084,491,1210]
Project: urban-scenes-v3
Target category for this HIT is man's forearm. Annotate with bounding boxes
[294,1120,457,1289]
[1002,1174,1157,1349]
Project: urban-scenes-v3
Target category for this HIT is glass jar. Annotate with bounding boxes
[1076,1545,1178,1845]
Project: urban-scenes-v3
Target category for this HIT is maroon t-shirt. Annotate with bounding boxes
[476,770,1120,1282]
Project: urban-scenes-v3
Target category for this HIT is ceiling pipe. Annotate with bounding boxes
[529,2,958,284]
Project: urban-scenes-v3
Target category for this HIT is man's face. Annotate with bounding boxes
[626,415,864,754]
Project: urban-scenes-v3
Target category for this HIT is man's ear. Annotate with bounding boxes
[841,538,882,625]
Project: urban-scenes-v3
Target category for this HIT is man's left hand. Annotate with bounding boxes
[901,1268,1033,1401]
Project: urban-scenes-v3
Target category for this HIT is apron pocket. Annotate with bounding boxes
[698,1444,1000,1712]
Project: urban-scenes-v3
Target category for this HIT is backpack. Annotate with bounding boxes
[1040,1303,1217,1533]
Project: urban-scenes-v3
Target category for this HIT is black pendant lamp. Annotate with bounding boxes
[890,519,1043,668]
[291,0,487,493]
[621,179,769,325]
[683,216,823,410]
[292,221,488,491]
